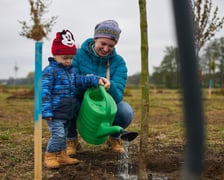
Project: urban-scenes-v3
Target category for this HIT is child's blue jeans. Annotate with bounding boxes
[46,119,68,152]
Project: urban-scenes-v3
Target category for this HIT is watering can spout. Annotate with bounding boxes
[96,122,123,138]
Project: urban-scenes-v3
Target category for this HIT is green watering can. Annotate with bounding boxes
[77,85,138,145]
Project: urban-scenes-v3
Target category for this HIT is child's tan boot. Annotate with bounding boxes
[57,150,80,165]
[66,139,81,156]
[44,152,60,169]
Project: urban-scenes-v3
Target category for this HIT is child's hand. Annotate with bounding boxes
[99,77,111,90]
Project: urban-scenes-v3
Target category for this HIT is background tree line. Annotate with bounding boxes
[149,36,224,89]
[128,36,224,89]
[3,36,224,88]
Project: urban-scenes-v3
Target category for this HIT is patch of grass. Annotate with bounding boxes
[0,129,9,140]
[125,88,224,153]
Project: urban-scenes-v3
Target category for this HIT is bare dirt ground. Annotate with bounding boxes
[0,88,224,179]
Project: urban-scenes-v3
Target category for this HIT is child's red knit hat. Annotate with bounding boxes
[51,29,77,55]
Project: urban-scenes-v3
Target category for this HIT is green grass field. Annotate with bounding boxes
[0,86,224,179]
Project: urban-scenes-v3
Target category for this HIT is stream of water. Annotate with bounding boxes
[117,141,169,180]
[117,141,138,180]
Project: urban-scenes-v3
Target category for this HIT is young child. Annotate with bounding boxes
[42,29,110,169]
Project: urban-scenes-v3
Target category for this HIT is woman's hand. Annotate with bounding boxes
[99,77,111,90]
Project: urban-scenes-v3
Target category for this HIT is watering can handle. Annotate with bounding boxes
[99,85,112,114]
[99,85,107,96]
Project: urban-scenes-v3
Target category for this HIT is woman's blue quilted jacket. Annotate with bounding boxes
[72,38,128,103]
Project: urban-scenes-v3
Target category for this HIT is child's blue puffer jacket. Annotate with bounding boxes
[42,57,99,120]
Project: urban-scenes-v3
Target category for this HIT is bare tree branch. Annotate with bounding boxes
[19,0,57,41]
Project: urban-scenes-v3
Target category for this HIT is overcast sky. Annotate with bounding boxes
[0,0,224,79]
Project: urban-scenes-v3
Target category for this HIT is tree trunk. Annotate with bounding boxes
[138,0,149,179]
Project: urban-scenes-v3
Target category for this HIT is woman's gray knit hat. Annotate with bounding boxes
[94,20,121,42]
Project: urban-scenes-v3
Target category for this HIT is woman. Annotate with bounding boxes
[67,20,134,155]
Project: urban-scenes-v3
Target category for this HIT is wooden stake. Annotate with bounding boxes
[34,41,43,180]
[34,118,42,179]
